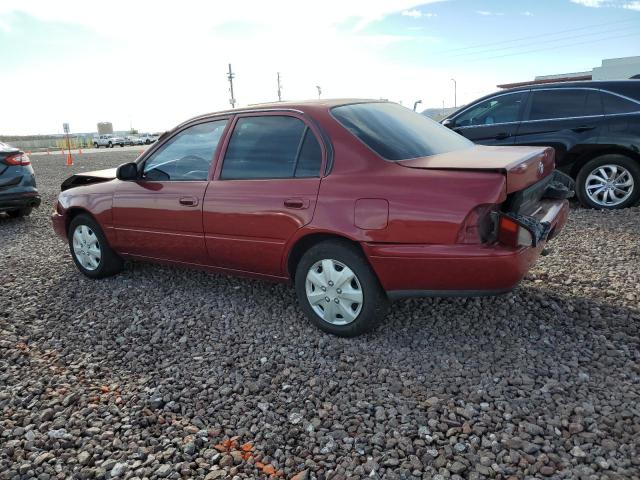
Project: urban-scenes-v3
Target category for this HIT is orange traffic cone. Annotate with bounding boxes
[61,150,64,155]
[78,148,83,155]
[66,153,73,166]
[47,149,50,155]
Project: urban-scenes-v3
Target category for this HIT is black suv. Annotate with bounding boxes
[0,142,40,218]
[442,80,640,209]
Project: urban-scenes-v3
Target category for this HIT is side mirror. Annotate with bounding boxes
[116,162,138,181]
[442,118,454,129]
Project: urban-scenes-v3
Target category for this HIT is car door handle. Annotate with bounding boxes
[179,196,198,206]
[572,125,595,132]
[284,198,309,209]
[494,132,511,140]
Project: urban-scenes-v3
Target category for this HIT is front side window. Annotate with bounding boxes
[143,120,227,181]
[220,116,322,180]
[602,92,640,115]
[527,89,602,121]
[332,102,472,161]
[454,92,526,127]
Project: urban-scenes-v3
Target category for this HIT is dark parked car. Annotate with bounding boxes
[0,142,40,218]
[52,100,571,336]
[442,80,640,209]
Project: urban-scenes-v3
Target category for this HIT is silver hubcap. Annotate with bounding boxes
[586,164,634,207]
[305,259,363,325]
[72,225,101,271]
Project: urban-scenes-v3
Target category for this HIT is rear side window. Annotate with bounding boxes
[220,116,322,180]
[602,92,640,114]
[143,120,227,181]
[454,92,526,127]
[332,102,472,161]
[527,89,602,120]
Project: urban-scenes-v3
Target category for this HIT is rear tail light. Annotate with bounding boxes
[456,204,499,244]
[3,152,31,166]
[498,216,533,247]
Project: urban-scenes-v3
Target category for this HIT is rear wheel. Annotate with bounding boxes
[93,142,99,148]
[68,214,123,279]
[294,240,388,337]
[576,154,640,209]
[6,207,32,218]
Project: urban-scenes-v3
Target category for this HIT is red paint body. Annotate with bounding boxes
[52,100,569,296]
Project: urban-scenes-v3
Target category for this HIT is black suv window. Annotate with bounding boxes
[602,92,640,115]
[527,89,602,121]
[220,116,322,180]
[454,92,526,127]
[143,120,227,181]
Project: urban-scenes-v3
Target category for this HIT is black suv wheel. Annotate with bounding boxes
[576,154,640,209]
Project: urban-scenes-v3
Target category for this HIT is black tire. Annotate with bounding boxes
[68,214,123,279]
[576,154,640,209]
[119,143,124,147]
[7,207,32,218]
[294,239,388,337]
[108,142,113,148]
[93,142,99,149]
[145,139,150,145]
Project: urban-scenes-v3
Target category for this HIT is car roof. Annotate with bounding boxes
[179,98,383,127]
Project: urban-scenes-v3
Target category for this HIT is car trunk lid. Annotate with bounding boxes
[397,145,555,194]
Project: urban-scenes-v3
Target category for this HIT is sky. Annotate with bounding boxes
[0,0,639,135]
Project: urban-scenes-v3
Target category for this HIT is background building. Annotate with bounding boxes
[97,122,114,135]
[497,55,640,89]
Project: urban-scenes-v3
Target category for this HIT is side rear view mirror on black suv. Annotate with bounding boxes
[116,162,138,181]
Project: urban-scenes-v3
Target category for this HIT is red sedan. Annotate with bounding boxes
[52,100,573,336]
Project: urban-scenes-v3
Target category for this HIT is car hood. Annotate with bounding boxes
[61,168,117,191]
[397,145,555,194]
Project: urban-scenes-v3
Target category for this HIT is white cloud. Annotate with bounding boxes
[569,0,640,7]
[522,11,534,16]
[570,0,607,6]
[0,0,519,135]
[476,10,505,15]
[402,9,423,18]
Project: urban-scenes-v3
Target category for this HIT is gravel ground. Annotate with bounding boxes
[1,152,639,480]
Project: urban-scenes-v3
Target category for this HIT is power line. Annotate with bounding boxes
[467,31,640,63]
[432,18,637,56]
[446,24,640,59]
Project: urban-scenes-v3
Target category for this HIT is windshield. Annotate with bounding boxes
[331,102,473,161]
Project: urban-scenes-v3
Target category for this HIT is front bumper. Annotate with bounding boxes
[364,199,569,298]
[0,191,41,211]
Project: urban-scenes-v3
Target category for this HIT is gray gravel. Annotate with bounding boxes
[1,151,639,479]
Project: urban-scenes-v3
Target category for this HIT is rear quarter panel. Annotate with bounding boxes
[300,107,508,246]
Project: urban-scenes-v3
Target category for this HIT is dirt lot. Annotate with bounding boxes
[1,151,639,479]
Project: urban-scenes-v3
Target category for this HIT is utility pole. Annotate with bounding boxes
[277,72,282,102]
[227,63,236,108]
[451,78,457,108]
[413,100,422,111]
[316,85,322,99]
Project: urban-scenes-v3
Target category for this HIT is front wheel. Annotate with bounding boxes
[108,142,113,148]
[93,142,99,148]
[576,154,640,209]
[294,240,388,337]
[68,214,123,279]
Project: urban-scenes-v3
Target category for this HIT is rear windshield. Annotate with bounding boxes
[331,102,473,161]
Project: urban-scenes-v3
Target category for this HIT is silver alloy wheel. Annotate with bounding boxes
[305,259,363,325]
[72,224,101,271]
[585,164,634,207]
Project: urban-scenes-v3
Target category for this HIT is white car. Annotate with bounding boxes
[93,135,126,148]
[138,133,158,145]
